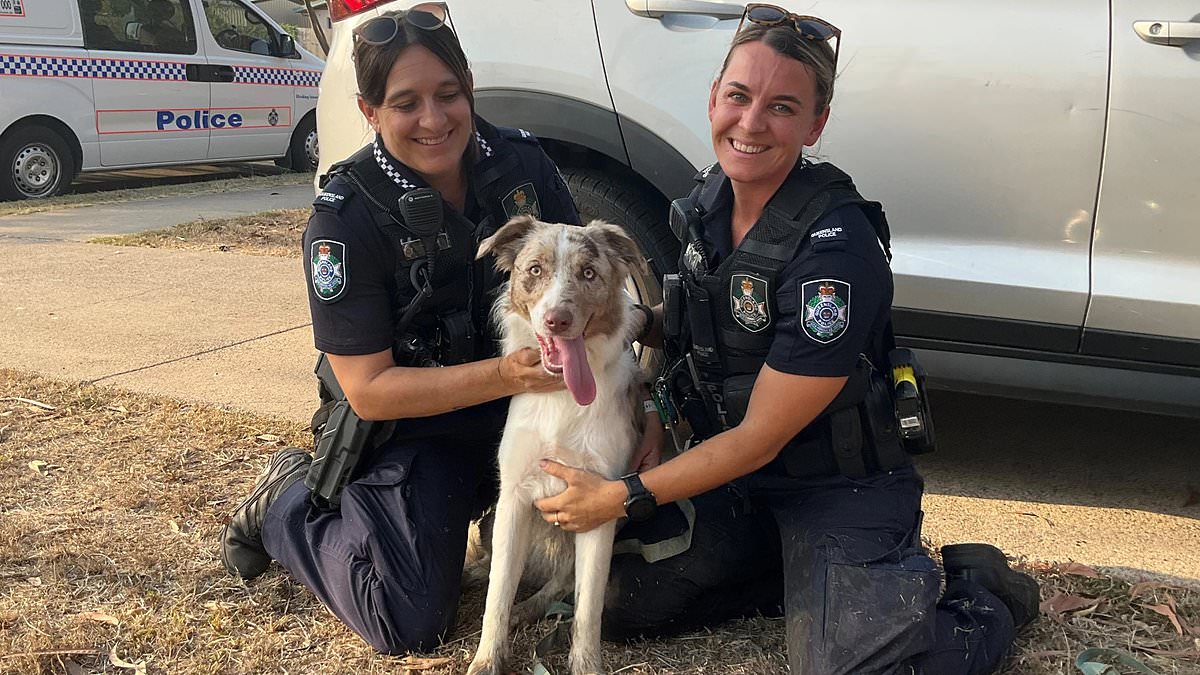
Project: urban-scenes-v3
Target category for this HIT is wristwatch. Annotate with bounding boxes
[620,472,657,522]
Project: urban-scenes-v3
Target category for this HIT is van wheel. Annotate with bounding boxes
[561,168,679,307]
[0,125,76,200]
[283,116,318,172]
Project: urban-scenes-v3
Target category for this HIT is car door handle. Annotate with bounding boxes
[1133,20,1200,46]
[625,0,744,21]
[186,64,236,83]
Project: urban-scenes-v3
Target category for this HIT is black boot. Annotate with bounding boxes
[220,447,312,579]
[941,543,1040,629]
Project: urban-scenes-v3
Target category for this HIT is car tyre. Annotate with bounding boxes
[0,125,76,201]
[282,115,318,172]
[561,168,678,307]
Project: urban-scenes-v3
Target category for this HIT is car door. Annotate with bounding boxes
[198,0,297,160]
[1082,2,1200,368]
[593,1,1109,355]
[86,0,210,167]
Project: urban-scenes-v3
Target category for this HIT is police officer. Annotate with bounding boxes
[534,6,1040,674]
[218,4,579,654]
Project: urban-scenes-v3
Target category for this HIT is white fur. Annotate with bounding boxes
[467,241,641,675]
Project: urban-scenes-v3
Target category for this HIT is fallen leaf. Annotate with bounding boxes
[108,647,148,675]
[256,433,281,443]
[1040,592,1100,620]
[1057,562,1099,578]
[1130,581,1179,598]
[29,459,49,474]
[400,655,452,670]
[1146,602,1186,636]
[0,396,56,410]
[75,611,120,626]
[27,577,42,586]
[105,405,129,414]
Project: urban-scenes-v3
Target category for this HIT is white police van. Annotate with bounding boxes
[0,0,325,200]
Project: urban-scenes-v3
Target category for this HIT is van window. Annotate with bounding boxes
[79,0,198,54]
[203,0,280,56]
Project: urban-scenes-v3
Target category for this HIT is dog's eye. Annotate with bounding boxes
[529,264,542,277]
[582,267,596,280]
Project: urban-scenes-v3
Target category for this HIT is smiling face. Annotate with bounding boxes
[709,40,830,191]
[357,44,472,189]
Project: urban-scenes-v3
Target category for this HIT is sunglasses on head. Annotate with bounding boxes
[353,2,453,46]
[738,3,841,72]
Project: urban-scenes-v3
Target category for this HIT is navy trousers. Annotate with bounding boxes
[261,420,500,654]
[604,464,1016,675]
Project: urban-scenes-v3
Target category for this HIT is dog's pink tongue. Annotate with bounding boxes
[555,336,595,406]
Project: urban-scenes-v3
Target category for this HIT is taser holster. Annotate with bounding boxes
[305,354,383,510]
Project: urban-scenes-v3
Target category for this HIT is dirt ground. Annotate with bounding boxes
[2,371,1198,675]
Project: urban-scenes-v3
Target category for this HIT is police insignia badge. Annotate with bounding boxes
[310,239,346,302]
[801,279,850,343]
[730,273,770,332]
[502,182,541,219]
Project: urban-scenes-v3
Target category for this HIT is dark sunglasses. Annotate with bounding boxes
[738,3,841,72]
[353,2,453,46]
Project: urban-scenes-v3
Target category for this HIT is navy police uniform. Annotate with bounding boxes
[603,161,1017,674]
[261,116,579,654]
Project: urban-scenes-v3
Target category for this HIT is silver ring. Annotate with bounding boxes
[553,512,561,527]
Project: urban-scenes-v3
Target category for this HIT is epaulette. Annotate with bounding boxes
[496,126,540,145]
[313,175,354,213]
[694,162,718,182]
[808,209,852,252]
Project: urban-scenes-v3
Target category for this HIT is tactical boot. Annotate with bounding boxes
[941,543,1040,629]
[220,447,311,579]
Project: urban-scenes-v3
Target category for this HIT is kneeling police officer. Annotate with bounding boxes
[218,6,579,654]
[532,7,1040,674]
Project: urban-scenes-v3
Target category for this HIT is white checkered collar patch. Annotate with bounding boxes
[474,131,494,159]
[372,137,421,190]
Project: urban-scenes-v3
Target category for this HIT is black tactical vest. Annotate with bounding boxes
[319,128,540,369]
[667,161,902,476]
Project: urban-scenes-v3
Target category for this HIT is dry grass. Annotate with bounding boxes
[90,210,309,258]
[1,369,1197,674]
[0,173,312,219]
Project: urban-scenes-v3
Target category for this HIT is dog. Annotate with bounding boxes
[466,215,649,675]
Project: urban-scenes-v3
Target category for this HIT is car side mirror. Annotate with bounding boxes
[125,21,142,39]
[274,33,296,57]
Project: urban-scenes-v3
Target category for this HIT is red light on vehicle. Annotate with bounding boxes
[329,0,386,22]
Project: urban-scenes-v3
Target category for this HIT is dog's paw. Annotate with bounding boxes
[465,656,503,675]
[511,596,551,627]
[568,649,606,675]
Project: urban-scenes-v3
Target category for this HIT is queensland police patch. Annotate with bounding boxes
[310,239,346,302]
[730,273,770,332]
[801,279,850,343]
[502,182,541,219]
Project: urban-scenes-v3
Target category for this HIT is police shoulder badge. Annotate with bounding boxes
[310,239,346,302]
[502,182,541,219]
[730,273,770,332]
[801,279,850,344]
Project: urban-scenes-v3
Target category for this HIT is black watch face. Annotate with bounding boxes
[626,495,656,522]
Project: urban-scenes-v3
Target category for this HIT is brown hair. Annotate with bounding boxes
[352,10,474,112]
[718,24,837,114]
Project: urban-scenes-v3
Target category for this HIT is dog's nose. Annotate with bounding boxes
[543,310,573,334]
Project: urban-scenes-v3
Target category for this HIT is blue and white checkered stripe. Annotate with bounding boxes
[91,57,186,81]
[233,66,321,88]
[0,54,92,78]
[0,54,318,86]
[373,140,418,190]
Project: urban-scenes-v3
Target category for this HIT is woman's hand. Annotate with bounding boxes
[534,460,626,533]
[498,348,564,394]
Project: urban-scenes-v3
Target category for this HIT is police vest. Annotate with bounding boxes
[669,161,903,477]
[315,126,544,369]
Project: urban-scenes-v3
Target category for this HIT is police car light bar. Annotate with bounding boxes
[328,0,385,22]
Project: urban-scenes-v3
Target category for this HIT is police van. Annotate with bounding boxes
[0,0,325,200]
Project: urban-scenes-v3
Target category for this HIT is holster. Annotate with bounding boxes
[305,354,384,510]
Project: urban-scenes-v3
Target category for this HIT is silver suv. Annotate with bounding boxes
[314,0,1200,417]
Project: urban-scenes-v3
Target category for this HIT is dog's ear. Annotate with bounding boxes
[476,215,538,271]
[585,220,650,280]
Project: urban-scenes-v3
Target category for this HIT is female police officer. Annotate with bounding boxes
[219,3,580,654]
[534,5,1039,674]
